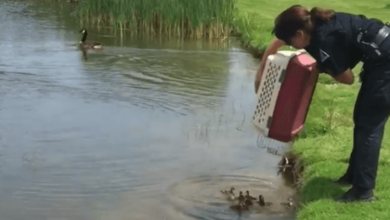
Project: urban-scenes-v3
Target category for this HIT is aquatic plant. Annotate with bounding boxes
[76,0,237,40]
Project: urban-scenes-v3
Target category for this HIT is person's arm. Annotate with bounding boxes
[254,38,286,93]
[328,68,355,85]
[314,64,355,85]
[318,33,355,85]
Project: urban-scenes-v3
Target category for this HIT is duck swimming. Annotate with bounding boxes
[237,191,245,203]
[277,156,290,175]
[220,187,235,201]
[281,201,293,209]
[221,187,235,194]
[245,191,257,201]
[230,192,249,214]
[79,29,103,59]
[229,202,249,214]
[257,195,273,207]
[244,198,253,206]
[244,191,257,206]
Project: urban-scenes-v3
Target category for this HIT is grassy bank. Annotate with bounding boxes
[73,0,237,40]
[236,0,390,219]
[235,0,390,56]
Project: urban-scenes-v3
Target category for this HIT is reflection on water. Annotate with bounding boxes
[0,1,293,220]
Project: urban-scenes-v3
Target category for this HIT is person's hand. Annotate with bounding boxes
[254,38,286,94]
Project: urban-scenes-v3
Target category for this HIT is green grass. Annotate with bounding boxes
[235,0,389,54]
[236,1,390,219]
[75,0,237,40]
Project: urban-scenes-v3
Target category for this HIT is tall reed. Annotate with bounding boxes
[76,0,237,40]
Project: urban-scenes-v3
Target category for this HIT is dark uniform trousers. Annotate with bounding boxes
[346,65,390,189]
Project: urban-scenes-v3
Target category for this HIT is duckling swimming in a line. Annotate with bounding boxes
[244,190,257,206]
[230,192,249,214]
[281,201,293,209]
[220,187,235,201]
[237,191,245,203]
[257,195,273,207]
[229,202,249,214]
[221,187,235,194]
[245,190,257,201]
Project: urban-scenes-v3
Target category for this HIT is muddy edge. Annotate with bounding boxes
[277,149,305,214]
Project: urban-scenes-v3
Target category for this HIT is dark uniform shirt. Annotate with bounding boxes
[304,12,390,78]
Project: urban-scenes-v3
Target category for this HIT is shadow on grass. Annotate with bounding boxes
[338,158,349,163]
[335,158,390,167]
[299,177,347,203]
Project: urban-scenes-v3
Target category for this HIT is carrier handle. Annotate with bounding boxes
[277,49,307,59]
[295,49,308,55]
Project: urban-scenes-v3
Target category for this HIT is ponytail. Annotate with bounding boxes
[273,5,336,43]
[309,7,335,22]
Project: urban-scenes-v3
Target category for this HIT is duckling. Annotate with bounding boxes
[230,192,251,214]
[237,191,245,203]
[244,198,253,206]
[229,202,249,214]
[277,156,290,175]
[221,187,235,201]
[257,195,272,207]
[79,29,103,59]
[280,201,293,209]
[244,191,256,206]
[245,190,257,201]
[220,187,235,195]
